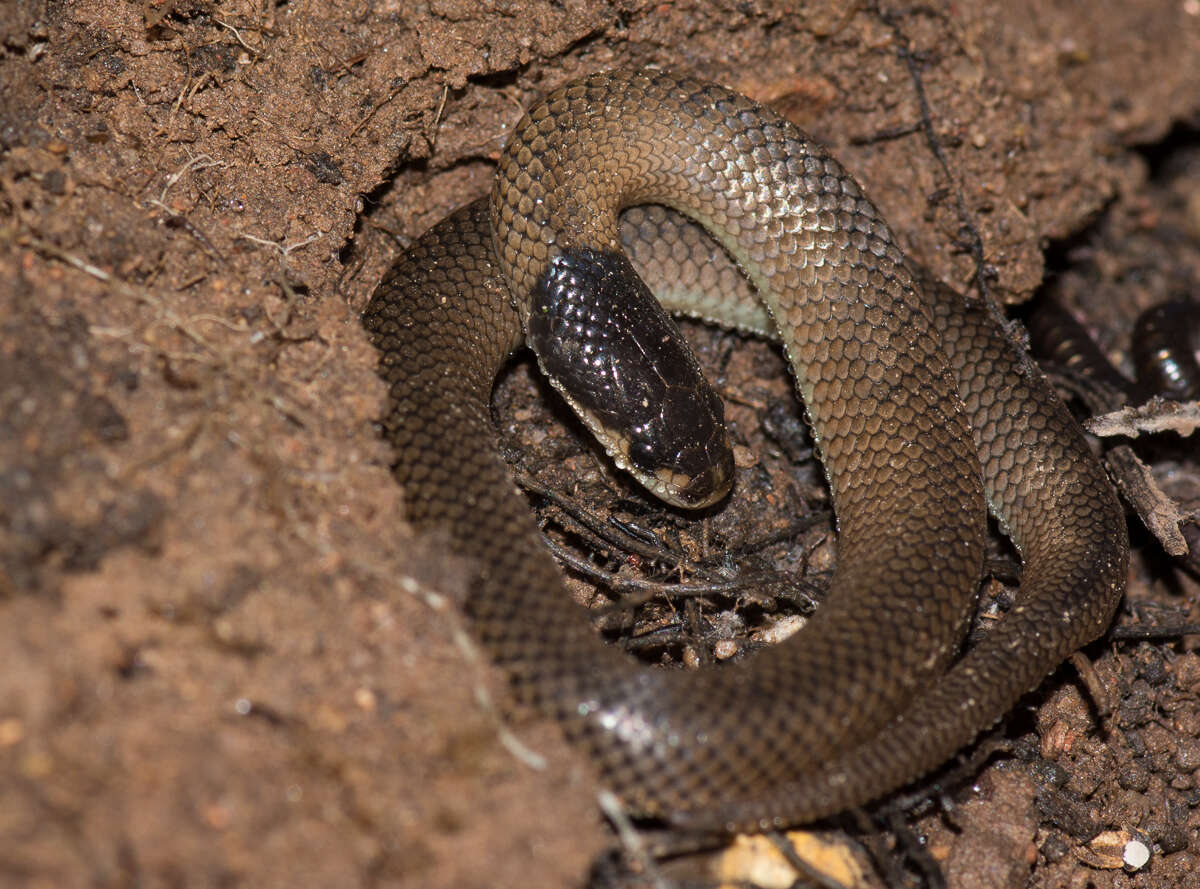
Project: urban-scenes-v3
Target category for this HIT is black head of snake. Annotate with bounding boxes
[362,69,1129,832]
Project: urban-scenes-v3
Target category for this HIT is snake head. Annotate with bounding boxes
[528,246,734,509]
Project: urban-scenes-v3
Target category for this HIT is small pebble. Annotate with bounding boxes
[1123,839,1150,870]
[1040,719,1074,760]
[1117,761,1151,792]
[713,639,739,660]
[732,444,757,468]
[1174,738,1200,772]
[755,614,807,645]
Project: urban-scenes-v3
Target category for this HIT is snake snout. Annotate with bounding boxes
[664,443,735,509]
[629,380,735,509]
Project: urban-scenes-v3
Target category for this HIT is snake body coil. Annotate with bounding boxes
[363,70,1129,831]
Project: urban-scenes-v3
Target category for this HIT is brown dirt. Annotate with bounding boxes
[2,1,1199,887]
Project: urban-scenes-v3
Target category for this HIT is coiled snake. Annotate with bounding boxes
[362,69,1129,832]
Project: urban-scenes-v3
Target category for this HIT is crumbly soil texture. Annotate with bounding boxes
[2,2,1200,888]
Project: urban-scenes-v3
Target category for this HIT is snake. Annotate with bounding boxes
[362,69,1130,832]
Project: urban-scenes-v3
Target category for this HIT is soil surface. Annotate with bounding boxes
[2,1,1200,888]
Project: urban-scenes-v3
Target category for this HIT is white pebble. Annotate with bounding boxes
[1123,839,1150,870]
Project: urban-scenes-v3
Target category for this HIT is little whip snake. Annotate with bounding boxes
[362,69,1129,831]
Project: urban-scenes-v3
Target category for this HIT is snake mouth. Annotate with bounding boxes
[652,442,735,508]
[560,392,735,509]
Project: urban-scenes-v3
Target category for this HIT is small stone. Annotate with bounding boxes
[1117,761,1151,792]
[1040,833,1069,863]
[713,639,739,660]
[1123,839,1150,870]
[755,614,807,645]
[732,444,758,468]
[1174,738,1200,772]
[1041,719,1075,759]
[354,687,377,712]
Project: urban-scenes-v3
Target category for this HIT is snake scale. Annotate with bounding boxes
[362,69,1129,831]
